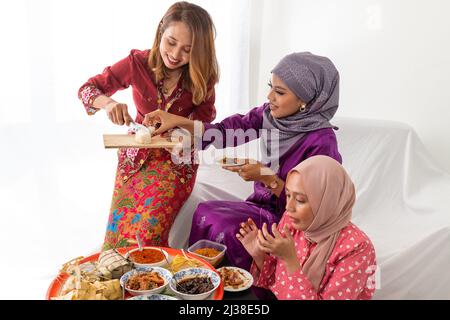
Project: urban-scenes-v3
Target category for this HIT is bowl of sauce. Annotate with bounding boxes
[126,247,169,267]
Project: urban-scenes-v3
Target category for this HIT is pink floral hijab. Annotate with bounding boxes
[287,155,355,290]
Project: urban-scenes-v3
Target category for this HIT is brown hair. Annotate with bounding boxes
[148,1,219,105]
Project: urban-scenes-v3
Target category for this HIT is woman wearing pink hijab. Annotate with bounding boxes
[237,155,377,300]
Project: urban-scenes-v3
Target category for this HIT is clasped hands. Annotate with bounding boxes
[237,218,300,273]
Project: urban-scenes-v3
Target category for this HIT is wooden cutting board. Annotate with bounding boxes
[103,134,182,149]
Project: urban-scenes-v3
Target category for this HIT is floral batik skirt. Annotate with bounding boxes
[102,149,197,251]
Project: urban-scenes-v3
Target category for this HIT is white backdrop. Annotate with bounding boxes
[0,0,449,299]
[251,0,450,173]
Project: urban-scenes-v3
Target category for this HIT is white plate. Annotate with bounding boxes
[215,158,246,167]
[217,267,254,292]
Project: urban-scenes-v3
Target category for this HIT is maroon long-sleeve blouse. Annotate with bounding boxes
[78,49,217,180]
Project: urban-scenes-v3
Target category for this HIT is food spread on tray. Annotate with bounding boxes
[49,247,226,300]
[49,244,262,299]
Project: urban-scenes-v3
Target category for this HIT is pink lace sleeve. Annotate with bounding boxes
[78,85,104,115]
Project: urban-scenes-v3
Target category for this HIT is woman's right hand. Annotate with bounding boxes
[236,218,264,260]
[104,101,133,126]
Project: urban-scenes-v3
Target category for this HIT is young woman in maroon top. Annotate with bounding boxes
[78,1,219,250]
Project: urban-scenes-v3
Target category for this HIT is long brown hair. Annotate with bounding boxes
[148,1,219,105]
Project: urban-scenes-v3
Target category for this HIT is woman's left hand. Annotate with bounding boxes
[143,110,182,136]
[257,223,298,265]
[223,160,274,184]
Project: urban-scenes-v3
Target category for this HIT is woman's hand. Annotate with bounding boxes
[236,218,264,258]
[257,223,300,274]
[236,218,266,269]
[143,110,184,136]
[104,102,133,126]
[224,160,275,184]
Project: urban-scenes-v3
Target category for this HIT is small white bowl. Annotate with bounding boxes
[125,247,169,268]
[168,268,221,300]
[120,266,172,296]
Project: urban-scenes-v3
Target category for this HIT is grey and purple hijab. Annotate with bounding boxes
[262,52,340,165]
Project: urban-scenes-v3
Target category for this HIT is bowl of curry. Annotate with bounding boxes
[125,247,169,268]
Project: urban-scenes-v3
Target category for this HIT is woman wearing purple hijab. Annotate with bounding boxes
[143,52,342,270]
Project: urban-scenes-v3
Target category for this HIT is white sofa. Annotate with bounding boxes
[169,117,450,300]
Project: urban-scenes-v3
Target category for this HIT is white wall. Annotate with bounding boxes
[251,0,450,173]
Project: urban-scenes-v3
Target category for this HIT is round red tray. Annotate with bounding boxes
[46,246,224,300]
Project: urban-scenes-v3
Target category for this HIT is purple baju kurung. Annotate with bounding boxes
[189,104,342,270]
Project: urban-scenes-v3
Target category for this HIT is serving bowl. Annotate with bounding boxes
[120,266,172,296]
[168,267,221,300]
[125,247,169,268]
